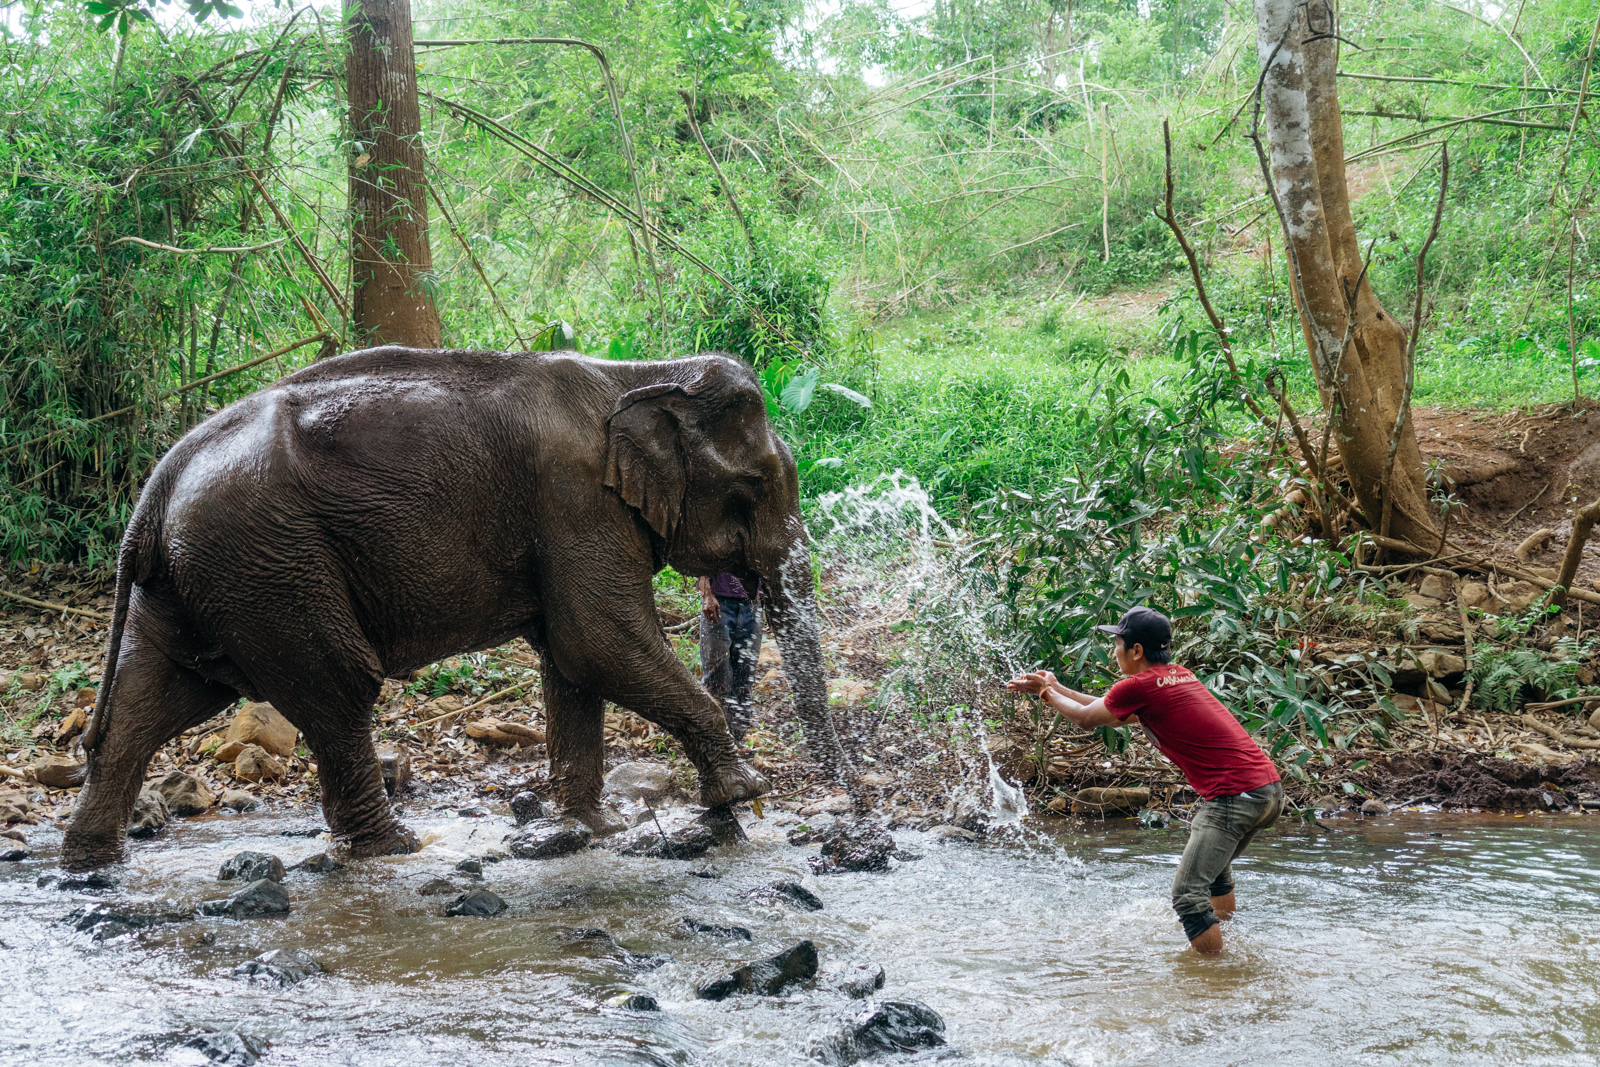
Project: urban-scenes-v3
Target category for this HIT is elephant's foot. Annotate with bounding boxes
[699,759,770,809]
[60,827,126,873]
[342,822,422,858]
[568,806,628,838]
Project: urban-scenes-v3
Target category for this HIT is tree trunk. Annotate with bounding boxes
[347,0,442,348]
[1253,0,1436,545]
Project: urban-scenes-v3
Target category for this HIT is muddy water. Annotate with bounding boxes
[4,809,1600,1065]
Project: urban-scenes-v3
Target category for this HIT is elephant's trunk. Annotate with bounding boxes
[764,533,856,790]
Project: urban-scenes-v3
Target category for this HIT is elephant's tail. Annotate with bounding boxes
[82,486,170,752]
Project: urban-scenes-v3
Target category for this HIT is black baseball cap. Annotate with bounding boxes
[1095,606,1172,654]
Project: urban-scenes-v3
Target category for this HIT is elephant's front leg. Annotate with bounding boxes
[540,654,626,835]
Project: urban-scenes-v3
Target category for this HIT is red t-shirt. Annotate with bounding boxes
[1102,664,1280,800]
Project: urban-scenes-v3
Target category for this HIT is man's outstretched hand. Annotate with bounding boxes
[1006,670,1062,696]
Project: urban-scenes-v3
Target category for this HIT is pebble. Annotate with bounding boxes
[417,877,459,896]
[198,878,292,919]
[509,791,544,825]
[455,858,483,875]
[603,762,673,805]
[445,888,507,917]
[218,851,285,883]
[620,993,660,1012]
[697,940,819,1000]
[180,1031,264,1066]
[221,790,260,813]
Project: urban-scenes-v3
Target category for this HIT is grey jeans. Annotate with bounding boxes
[700,596,762,742]
[1171,781,1284,941]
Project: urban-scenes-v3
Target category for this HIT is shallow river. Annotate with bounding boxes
[4,807,1600,1066]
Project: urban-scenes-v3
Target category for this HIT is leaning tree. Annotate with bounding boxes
[1251,0,1437,548]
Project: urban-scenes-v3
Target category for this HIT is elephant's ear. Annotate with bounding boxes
[605,382,691,541]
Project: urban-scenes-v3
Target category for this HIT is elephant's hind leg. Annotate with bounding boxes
[540,653,626,836]
[63,627,237,871]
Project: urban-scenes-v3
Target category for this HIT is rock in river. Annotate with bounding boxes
[697,940,819,1001]
[180,1030,265,1066]
[377,743,411,796]
[0,791,34,824]
[445,888,507,917]
[220,789,260,813]
[218,851,285,883]
[233,947,323,986]
[620,993,659,1012]
[30,754,87,789]
[507,818,592,859]
[289,852,343,874]
[811,999,947,1065]
[63,902,190,940]
[746,881,824,911]
[417,876,459,896]
[822,959,887,999]
[614,822,717,860]
[682,916,753,941]
[152,771,214,817]
[127,788,170,838]
[509,791,544,826]
[603,761,673,804]
[39,870,118,892]
[808,821,896,874]
[198,878,291,919]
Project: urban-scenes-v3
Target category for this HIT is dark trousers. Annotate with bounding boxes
[700,595,761,742]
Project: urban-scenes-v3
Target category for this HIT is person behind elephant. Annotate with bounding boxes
[696,572,762,743]
[1006,606,1283,956]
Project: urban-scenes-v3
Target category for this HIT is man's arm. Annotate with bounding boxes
[696,576,721,623]
[1006,671,1123,728]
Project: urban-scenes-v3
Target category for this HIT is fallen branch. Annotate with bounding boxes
[1552,500,1600,609]
[109,236,287,255]
[1521,714,1600,750]
[0,588,109,621]
[1515,527,1556,563]
[1526,694,1600,713]
[412,684,528,728]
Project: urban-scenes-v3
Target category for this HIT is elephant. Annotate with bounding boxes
[61,346,854,871]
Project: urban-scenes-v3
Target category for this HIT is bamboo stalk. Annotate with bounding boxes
[0,588,109,621]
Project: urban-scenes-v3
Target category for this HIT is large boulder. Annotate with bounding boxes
[232,948,322,986]
[127,789,170,838]
[31,754,86,790]
[697,940,819,1000]
[152,771,214,816]
[506,818,592,859]
[602,762,673,805]
[811,999,947,1064]
[198,878,292,919]
[215,702,298,760]
[219,851,285,883]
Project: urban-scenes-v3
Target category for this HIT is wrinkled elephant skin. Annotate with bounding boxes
[63,348,849,871]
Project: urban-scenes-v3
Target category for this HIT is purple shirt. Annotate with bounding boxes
[710,572,759,600]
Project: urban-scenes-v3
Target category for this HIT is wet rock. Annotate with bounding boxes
[126,788,171,839]
[289,852,343,874]
[1360,798,1390,816]
[943,798,990,834]
[603,762,673,805]
[198,878,292,919]
[233,947,322,986]
[507,818,593,859]
[152,771,214,816]
[180,1031,264,1066]
[1311,793,1346,812]
[822,960,887,999]
[509,791,544,825]
[417,877,458,896]
[890,848,923,862]
[40,870,119,891]
[808,821,896,874]
[63,901,189,937]
[216,701,298,760]
[562,928,672,971]
[445,888,507,916]
[927,825,979,844]
[620,993,660,1012]
[458,804,490,818]
[30,753,87,789]
[218,851,285,883]
[747,881,824,911]
[377,744,411,796]
[800,793,854,817]
[220,789,259,812]
[812,999,947,1064]
[232,744,286,783]
[682,916,753,941]
[615,822,717,860]
[0,791,34,824]
[0,844,27,861]
[455,858,483,875]
[787,814,840,845]
[697,939,819,1000]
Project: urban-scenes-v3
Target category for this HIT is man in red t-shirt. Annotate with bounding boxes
[1007,606,1283,954]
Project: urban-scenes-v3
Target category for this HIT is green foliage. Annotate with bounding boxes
[1469,642,1592,712]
